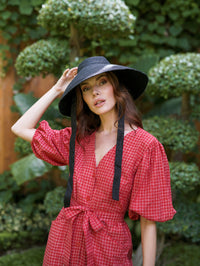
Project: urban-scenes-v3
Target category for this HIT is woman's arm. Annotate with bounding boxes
[140,216,157,266]
[11,67,78,142]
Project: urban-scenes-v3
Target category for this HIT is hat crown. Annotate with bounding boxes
[78,56,110,72]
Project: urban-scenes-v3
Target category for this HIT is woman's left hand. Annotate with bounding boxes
[54,67,78,94]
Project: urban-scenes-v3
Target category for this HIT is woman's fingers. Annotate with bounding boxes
[54,67,78,93]
[66,67,78,79]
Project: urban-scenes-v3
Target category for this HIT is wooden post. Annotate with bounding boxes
[0,65,18,173]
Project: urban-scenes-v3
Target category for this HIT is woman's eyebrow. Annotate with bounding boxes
[80,74,107,86]
[96,74,107,80]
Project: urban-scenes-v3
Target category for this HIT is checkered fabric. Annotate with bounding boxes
[31,121,176,266]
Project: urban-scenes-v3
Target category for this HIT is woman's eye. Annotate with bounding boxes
[99,79,107,86]
[82,87,90,92]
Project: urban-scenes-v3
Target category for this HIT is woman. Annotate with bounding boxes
[12,56,176,266]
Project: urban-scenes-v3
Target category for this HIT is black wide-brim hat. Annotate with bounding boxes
[59,56,148,116]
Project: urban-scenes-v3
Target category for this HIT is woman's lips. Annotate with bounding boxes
[94,99,105,107]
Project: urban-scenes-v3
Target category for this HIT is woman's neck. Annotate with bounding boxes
[98,111,118,134]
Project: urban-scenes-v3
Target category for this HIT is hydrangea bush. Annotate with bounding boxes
[147,53,200,98]
[38,0,135,39]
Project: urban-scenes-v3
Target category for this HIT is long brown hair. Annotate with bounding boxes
[75,71,143,141]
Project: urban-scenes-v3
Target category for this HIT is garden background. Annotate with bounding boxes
[0,0,200,265]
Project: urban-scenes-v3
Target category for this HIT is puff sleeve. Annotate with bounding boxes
[128,138,176,222]
[31,120,71,166]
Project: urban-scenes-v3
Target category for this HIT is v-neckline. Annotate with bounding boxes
[93,128,138,168]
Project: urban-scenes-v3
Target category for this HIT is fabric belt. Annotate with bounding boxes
[62,199,123,265]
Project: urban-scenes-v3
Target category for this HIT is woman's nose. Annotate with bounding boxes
[92,85,100,95]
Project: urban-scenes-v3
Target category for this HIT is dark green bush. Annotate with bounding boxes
[159,241,200,266]
[147,53,200,98]
[169,162,200,193]
[0,231,45,251]
[0,171,19,204]
[38,0,135,39]
[143,116,199,152]
[0,246,45,265]
[121,0,200,65]
[158,196,200,243]
[44,186,66,218]
[15,39,69,77]
[14,138,32,157]
[191,105,200,120]
[0,0,46,74]
[0,203,50,234]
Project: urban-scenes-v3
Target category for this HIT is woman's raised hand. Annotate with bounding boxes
[11,67,78,142]
[54,67,78,94]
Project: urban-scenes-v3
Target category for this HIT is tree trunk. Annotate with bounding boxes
[69,24,80,62]
[181,92,190,120]
[170,93,190,162]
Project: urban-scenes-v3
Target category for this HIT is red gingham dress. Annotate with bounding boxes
[31,121,176,266]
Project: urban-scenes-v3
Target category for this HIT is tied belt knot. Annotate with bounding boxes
[61,199,123,265]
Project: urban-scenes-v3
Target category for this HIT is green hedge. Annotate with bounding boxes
[0,246,45,265]
[159,241,200,266]
[143,116,199,152]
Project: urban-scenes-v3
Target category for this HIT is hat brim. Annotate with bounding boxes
[59,63,148,116]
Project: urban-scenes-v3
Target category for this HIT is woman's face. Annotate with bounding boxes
[80,73,117,117]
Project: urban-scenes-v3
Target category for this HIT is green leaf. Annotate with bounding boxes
[146,97,182,117]
[11,154,53,186]
[31,0,44,6]
[8,0,20,5]
[126,0,140,6]
[169,12,179,21]
[19,1,33,15]
[155,15,165,23]
[130,54,159,73]
[7,26,18,34]
[0,20,6,27]
[2,32,12,40]
[0,191,13,204]
[44,186,66,218]
[1,11,12,20]
[13,93,37,115]
[0,44,10,51]
[169,25,182,36]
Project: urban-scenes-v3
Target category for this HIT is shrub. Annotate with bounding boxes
[38,0,135,39]
[0,203,51,234]
[147,53,200,98]
[159,241,200,266]
[14,138,32,157]
[44,186,66,219]
[0,246,45,265]
[143,116,199,152]
[0,171,19,204]
[169,162,200,193]
[158,196,200,243]
[15,38,69,77]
